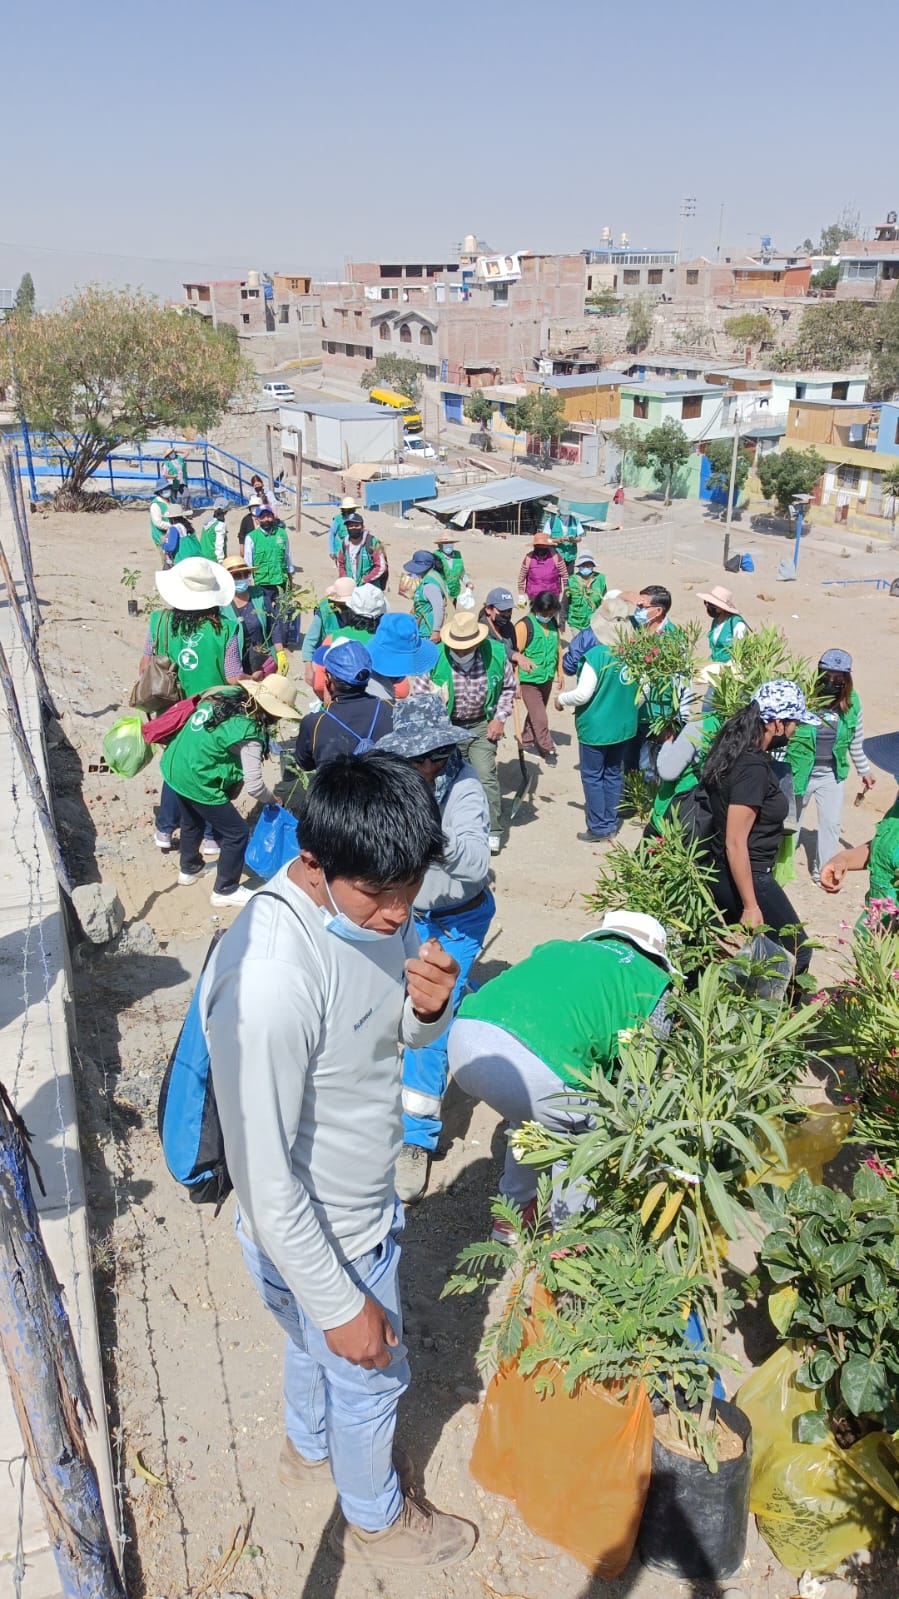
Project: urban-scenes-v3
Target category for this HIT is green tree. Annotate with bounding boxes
[869,290,899,400]
[819,207,860,255]
[626,296,654,353]
[705,438,751,510]
[360,353,424,403]
[503,390,567,466]
[0,286,249,495]
[723,312,774,346]
[640,418,691,505]
[14,272,35,317]
[882,463,899,539]
[772,301,877,371]
[463,390,494,431]
[586,286,622,316]
[810,264,840,292]
[757,448,826,515]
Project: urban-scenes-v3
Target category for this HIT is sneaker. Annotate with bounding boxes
[577,829,617,844]
[543,750,558,766]
[200,839,221,861]
[491,1196,539,1244]
[488,832,502,855]
[210,885,254,908]
[394,1144,431,1205]
[330,1494,476,1569]
[154,829,174,852]
[177,866,206,885]
[279,1437,414,1494]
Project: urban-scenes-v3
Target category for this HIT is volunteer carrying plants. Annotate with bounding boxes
[301,576,355,685]
[447,911,672,1235]
[201,751,476,1569]
[161,674,301,908]
[555,608,639,843]
[563,552,607,633]
[243,504,295,665]
[222,555,277,678]
[786,647,874,884]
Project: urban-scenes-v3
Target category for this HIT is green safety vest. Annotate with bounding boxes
[200,516,227,562]
[431,640,507,720]
[649,714,721,830]
[324,623,375,646]
[866,801,899,906]
[150,494,170,548]
[573,643,640,749]
[459,936,670,1088]
[173,530,203,563]
[161,695,267,806]
[224,593,271,660]
[252,522,290,586]
[340,534,382,584]
[413,570,449,637]
[150,609,238,697]
[565,571,608,632]
[317,597,341,636]
[787,691,861,795]
[520,616,559,685]
[708,614,744,663]
[435,550,465,601]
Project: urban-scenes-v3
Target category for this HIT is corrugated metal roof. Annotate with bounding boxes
[417,475,554,521]
[532,370,626,390]
[620,379,721,396]
[279,402,395,419]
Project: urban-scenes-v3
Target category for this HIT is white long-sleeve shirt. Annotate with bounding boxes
[202,866,450,1328]
[558,659,600,708]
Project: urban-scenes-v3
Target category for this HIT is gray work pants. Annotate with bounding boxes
[798,764,845,880]
[456,718,502,833]
[447,1017,590,1223]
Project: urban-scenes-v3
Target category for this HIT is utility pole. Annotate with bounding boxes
[722,418,741,569]
[677,196,696,266]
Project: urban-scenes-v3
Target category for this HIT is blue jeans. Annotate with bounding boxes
[579,740,628,837]
[238,1203,409,1532]
[402,890,495,1151]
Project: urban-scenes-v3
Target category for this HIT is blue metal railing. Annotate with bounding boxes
[10,431,296,512]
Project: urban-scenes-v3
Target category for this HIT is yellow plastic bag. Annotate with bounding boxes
[470,1291,653,1575]
[747,1102,854,1190]
[738,1347,899,1574]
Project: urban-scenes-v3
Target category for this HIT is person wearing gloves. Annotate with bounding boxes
[222,554,277,678]
[431,610,516,854]
[564,552,607,633]
[647,664,722,836]
[201,752,475,1569]
[161,674,301,908]
[433,533,470,602]
[786,648,875,884]
[703,680,821,983]
[302,576,355,685]
[378,697,492,1205]
[517,530,567,607]
[336,513,389,589]
[296,641,393,771]
[555,610,640,842]
[695,586,748,662]
[404,550,450,641]
[243,504,294,669]
[448,911,672,1235]
[200,502,229,564]
[366,613,440,703]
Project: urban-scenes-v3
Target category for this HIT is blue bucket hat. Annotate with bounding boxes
[403,549,436,577]
[367,613,439,678]
[154,476,170,493]
[752,679,821,726]
[312,638,372,686]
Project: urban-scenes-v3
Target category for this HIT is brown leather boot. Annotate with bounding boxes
[330,1495,477,1568]
[278,1438,414,1495]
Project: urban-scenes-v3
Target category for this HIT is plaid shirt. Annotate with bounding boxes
[447,651,515,724]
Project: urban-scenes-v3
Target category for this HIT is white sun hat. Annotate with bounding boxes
[155,556,235,611]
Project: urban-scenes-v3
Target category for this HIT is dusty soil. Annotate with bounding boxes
[32,485,899,1599]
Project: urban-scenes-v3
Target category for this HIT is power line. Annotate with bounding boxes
[0,237,243,271]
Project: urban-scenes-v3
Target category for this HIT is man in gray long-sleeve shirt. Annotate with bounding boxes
[201,752,476,1570]
[378,696,493,1203]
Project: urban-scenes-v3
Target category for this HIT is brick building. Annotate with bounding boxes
[676,253,811,299]
[182,271,320,357]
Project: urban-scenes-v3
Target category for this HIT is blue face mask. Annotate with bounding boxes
[320,879,396,943]
[234,579,251,594]
[633,606,649,627]
[441,545,456,556]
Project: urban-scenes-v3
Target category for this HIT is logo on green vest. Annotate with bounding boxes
[189,705,212,729]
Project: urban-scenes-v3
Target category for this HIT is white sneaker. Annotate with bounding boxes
[177,867,206,885]
[154,829,174,851]
[200,839,221,860]
[210,885,254,908]
[488,832,501,855]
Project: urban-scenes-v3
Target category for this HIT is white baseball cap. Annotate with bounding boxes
[582,910,671,968]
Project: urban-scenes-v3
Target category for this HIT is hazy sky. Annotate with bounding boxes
[2,0,895,306]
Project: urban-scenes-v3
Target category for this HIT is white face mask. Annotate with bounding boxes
[319,878,396,943]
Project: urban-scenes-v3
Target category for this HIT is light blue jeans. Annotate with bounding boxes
[402,891,496,1151]
[238,1203,409,1531]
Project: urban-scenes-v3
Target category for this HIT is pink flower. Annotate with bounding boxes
[866,1156,893,1179]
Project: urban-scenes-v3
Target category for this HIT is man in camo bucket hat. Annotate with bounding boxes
[378,697,493,1204]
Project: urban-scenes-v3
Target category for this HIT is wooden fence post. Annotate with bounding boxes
[0,1084,125,1599]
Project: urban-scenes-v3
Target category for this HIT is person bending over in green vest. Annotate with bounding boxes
[556,609,639,842]
[433,532,471,603]
[447,911,672,1236]
[786,648,875,885]
[563,552,607,634]
[820,790,899,924]
[161,513,203,565]
[405,550,450,642]
[695,585,748,663]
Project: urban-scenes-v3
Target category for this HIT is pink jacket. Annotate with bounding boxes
[518,549,566,600]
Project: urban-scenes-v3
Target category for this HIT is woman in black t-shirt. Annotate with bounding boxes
[703,679,822,981]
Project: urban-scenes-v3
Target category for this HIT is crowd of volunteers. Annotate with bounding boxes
[134,473,890,1573]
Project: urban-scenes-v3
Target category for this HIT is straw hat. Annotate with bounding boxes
[241,675,303,721]
[325,576,356,602]
[340,496,358,511]
[440,610,488,650]
[222,554,253,574]
[696,585,740,615]
[532,530,553,547]
[155,557,235,611]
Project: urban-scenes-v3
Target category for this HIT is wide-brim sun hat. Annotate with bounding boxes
[368,613,439,678]
[242,675,303,721]
[582,910,672,970]
[325,576,356,602]
[441,611,488,650]
[377,693,474,758]
[753,679,822,727]
[340,496,358,511]
[696,585,740,615]
[532,531,552,547]
[350,584,388,620]
[155,557,235,611]
[222,554,254,574]
[248,494,263,508]
[403,550,436,576]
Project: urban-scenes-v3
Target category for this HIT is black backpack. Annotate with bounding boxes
[669,781,715,847]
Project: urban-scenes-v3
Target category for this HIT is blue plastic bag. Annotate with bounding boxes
[245,804,299,880]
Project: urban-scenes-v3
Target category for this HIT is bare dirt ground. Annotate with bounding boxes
[32,487,899,1599]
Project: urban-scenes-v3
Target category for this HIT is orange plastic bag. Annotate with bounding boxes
[470,1298,653,1575]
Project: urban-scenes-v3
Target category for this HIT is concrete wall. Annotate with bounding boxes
[619,389,727,441]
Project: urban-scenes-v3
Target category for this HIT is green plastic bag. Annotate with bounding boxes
[103,714,152,779]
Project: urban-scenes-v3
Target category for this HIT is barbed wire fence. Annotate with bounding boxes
[0,444,124,1599]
